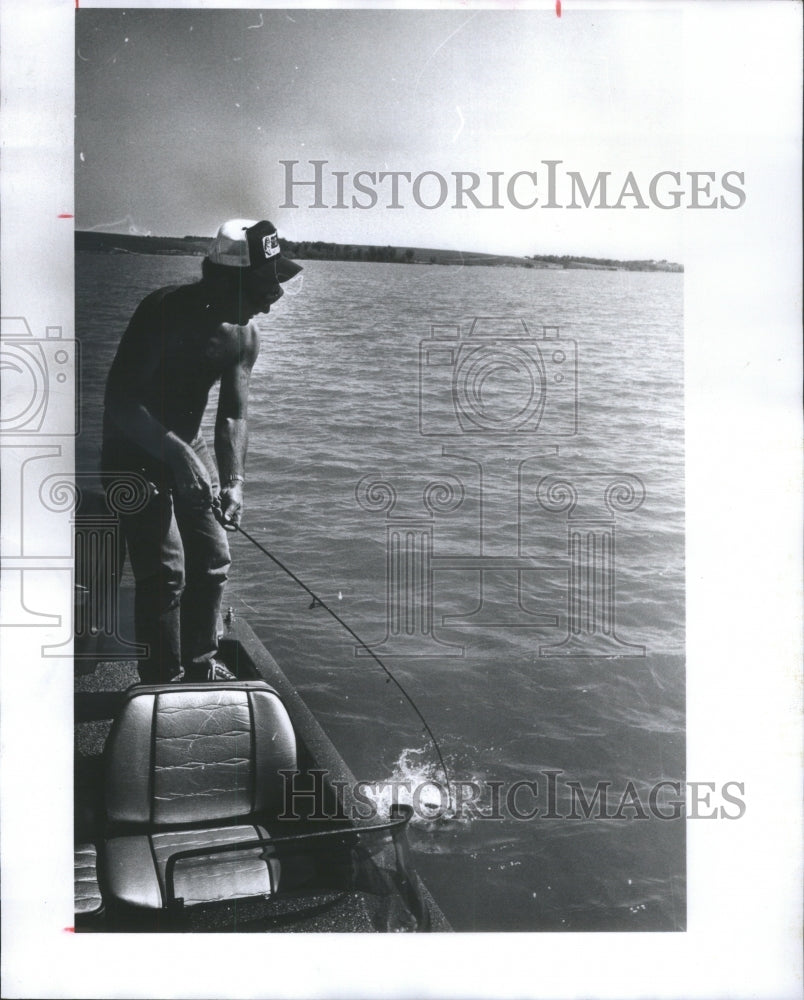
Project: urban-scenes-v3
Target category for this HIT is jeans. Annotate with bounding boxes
[102,435,231,682]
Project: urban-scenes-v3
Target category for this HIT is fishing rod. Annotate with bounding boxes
[215,503,451,790]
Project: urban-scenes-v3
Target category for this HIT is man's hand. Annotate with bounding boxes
[170,445,214,508]
[218,482,244,531]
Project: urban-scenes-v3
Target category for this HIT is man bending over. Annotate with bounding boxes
[102,219,301,682]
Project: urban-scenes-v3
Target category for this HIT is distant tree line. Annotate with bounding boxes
[526,253,682,272]
[74,231,682,272]
[280,240,416,264]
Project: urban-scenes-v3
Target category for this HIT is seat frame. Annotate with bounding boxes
[89,680,428,930]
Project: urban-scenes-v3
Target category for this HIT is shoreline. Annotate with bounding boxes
[75,230,683,273]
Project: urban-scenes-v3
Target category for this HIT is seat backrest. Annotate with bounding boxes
[105,681,297,826]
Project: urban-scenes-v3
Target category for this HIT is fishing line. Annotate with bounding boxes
[225,514,452,790]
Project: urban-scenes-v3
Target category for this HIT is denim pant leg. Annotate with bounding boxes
[176,436,231,671]
[118,490,185,683]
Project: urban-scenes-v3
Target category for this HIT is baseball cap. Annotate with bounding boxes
[207,219,303,283]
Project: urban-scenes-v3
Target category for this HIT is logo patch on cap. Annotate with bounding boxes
[262,233,280,258]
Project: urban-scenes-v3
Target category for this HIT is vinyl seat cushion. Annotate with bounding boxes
[74,843,103,916]
[100,682,298,910]
[104,823,278,908]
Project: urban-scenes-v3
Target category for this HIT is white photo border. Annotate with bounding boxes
[1,1,801,998]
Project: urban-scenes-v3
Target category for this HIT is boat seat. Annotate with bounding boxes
[74,843,103,921]
[100,681,297,912]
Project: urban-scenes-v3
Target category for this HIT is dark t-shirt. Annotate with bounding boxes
[101,282,222,481]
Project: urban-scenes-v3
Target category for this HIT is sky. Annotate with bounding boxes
[76,7,686,259]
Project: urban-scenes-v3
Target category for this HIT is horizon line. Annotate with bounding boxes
[74,229,683,267]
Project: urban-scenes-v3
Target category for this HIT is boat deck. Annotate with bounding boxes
[74,613,450,932]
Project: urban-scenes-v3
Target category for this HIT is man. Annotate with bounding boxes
[101,219,302,683]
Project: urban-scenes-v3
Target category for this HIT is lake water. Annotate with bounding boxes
[76,253,685,932]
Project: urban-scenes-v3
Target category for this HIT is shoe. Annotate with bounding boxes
[182,660,237,682]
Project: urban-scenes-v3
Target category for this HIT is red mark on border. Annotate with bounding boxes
[556,0,562,16]
[57,213,74,219]
[64,926,75,933]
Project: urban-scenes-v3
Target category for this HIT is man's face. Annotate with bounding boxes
[243,267,283,316]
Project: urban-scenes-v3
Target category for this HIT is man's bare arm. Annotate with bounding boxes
[215,324,260,528]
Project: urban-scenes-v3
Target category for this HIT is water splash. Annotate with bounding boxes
[363,747,477,842]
